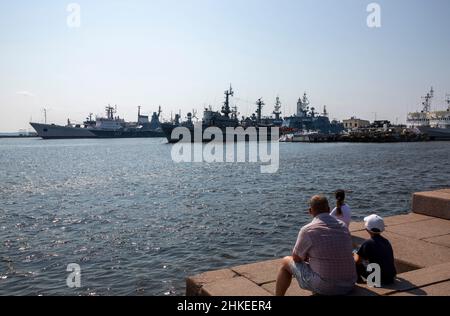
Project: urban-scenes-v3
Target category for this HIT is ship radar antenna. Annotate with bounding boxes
[272,96,281,121]
[302,92,310,107]
[256,98,265,123]
[42,108,48,124]
[274,96,281,112]
[322,105,328,117]
[421,87,434,113]
[192,109,199,122]
[231,105,239,119]
[222,84,234,118]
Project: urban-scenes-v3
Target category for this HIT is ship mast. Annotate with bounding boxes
[273,96,282,120]
[256,98,265,123]
[222,85,234,118]
[231,105,238,120]
[297,92,310,116]
[446,94,450,111]
[106,105,116,120]
[421,87,434,113]
[302,93,310,109]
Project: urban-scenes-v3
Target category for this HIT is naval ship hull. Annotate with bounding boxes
[418,126,450,140]
[90,129,165,138]
[30,123,165,139]
[30,123,96,139]
[161,123,277,143]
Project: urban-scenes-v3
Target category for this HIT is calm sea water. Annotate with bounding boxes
[0,138,449,296]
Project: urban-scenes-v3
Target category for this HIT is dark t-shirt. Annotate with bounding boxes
[357,234,397,284]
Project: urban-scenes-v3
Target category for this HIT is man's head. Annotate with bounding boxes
[309,195,330,217]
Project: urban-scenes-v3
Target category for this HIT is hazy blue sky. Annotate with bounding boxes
[1,0,449,131]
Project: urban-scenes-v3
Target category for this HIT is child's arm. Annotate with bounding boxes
[353,252,362,264]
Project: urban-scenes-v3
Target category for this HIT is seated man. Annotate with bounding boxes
[276,195,357,296]
[354,214,397,286]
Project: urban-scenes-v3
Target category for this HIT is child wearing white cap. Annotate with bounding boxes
[353,214,397,285]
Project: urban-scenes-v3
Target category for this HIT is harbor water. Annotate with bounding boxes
[0,138,449,295]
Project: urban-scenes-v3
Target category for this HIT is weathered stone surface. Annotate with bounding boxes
[348,285,379,296]
[261,280,314,296]
[200,276,272,296]
[392,280,450,296]
[412,191,450,220]
[368,262,450,296]
[386,218,450,240]
[349,213,433,234]
[396,262,450,287]
[230,262,450,296]
[352,230,450,268]
[349,221,365,233]
[395,259,420,274]
[231,259,282,285]
[423,234,450,248]
[384,213,434,226]
[186,269,237,296]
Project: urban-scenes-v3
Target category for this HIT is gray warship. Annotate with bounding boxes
[161,86,280,143]
[30,106,165,139]
[161,86,343,143]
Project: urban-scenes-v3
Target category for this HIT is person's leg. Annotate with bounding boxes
[355,262,367,283]
[275,256,294,296]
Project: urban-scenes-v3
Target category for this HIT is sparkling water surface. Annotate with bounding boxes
[0,138,449,295]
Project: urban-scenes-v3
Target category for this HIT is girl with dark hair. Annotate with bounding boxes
[330,190,352,227]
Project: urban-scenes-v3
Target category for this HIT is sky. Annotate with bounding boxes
[0,0,449,131]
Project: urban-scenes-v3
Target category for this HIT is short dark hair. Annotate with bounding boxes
[310,195,330,213]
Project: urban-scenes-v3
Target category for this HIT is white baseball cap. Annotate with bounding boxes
[364,214,385,233]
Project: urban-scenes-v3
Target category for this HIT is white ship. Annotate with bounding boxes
[407,87,450,140]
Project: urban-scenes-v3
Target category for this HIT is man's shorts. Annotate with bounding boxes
[289,260,355,296]
[289,261,318,293]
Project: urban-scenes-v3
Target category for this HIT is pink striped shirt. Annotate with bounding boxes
[293,213,356,292]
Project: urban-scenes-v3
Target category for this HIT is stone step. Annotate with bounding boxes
[186,189,450,296]
[412,190,450,220]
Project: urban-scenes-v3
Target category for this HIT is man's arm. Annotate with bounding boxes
[292,228,311,263]
[292,253,304,263]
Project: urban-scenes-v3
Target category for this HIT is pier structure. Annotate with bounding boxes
[186,189,450,296]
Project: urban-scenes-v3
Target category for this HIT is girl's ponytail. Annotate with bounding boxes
[335,190,346,216]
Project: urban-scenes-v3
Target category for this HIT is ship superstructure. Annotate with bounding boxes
[161,85,278,143]
[161,86,343,143]
[407,87,450,140]
[282,93,343,134]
